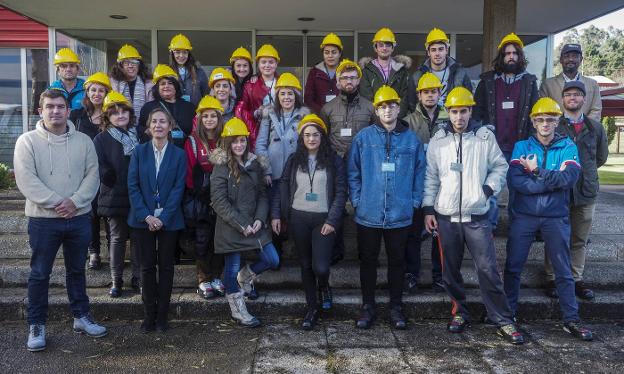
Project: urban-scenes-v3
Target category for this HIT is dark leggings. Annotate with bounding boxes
[289,209,335,310]
[194,220,223,284]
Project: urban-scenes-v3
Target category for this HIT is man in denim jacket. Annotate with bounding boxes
[348,85,425,330]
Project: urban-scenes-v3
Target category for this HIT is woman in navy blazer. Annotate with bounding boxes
[128,107,187,333]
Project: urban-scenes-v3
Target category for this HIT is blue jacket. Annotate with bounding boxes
[508,133,581,218]
[49,78,85,111]
[127,141,187,230]
[348,120,426,229]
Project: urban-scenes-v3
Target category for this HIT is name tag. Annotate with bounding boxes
[325,94,336,103]
[450,162,463,172]
[305,192,318,202]
[181,94,191,102]
[340,128,352,137]
[171,129,185,139]
[154,208,163,218]
[381,162,395,172]
[502,101,515,110]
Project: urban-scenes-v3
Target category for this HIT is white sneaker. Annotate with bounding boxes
[27,324,46,352]
[211,279,225,296]
[73,315,108,338]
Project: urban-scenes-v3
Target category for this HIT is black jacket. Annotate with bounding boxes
[137,99,195,149]
[273,152,347,229]
[473,71,539,144]
[70,108,102,140]
[93,130,132,217]
[556,116,609,205]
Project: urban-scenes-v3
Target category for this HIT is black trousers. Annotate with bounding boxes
[133,229,179,323]
[194,220,223,284]
[357,224,409,307]
[290,210,335,309]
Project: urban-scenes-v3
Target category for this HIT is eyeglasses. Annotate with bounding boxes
[533,117,558,124]
[563,92,584,98]
[122,60,140,67]
[377,103,399,111]
[339,76,359,82]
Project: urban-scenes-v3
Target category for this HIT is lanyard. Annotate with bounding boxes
[307,159,317,193]
[158,101,181,131]
[374,59,390,83]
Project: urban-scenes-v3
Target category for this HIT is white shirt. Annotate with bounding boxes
[152,141,168,177]
[563,72,580,82]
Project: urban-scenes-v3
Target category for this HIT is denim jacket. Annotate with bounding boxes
[347,120,426,229]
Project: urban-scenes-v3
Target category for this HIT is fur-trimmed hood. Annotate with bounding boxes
[209,147,270,171]
[358,54,412,71]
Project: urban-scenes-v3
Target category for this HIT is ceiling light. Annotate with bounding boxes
[297,17,315,22]
[110,15,128,20]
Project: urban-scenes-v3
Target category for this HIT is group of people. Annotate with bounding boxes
[14,26,608,352]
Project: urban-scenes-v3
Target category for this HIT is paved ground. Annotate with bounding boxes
[1,318,623,373]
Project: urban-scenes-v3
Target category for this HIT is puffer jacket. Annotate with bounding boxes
[234,74,280,149]
[93,130,134,217]
[175,65,209,106]
[49,78,85,111]
[348,120,426,229]
[508,133,581,218]
[320,92,375,158]
[423,120,508,222]
[407,57,473,112]
[403,103,449,148]
[209,148,272,254]
[359,55,412,117]
[255,106,310,179]
[304,61,339,114]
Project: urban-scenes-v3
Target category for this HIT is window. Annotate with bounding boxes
[0,48,21,165]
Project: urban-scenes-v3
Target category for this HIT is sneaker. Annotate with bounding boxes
[389,305,407,330]
[563,321,593,341]
[87,253,101,270]
[211,279,225,297]
[301,309,320,331]
[575,282,595,301]
[447,315,469,333]
[73,315,108,338]
[197,281,215,299]
[140,319,155,334]
[319,286,333,310]
[544,281,558,299]
[432,280,445,293]
[404,273,419,294]
[355,304,376,329]
[497,324,524,345]
[27,324,46,352]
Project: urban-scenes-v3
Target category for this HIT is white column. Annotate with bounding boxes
[48,27,56,83]
[546,33,555,78]
[151,29,158,68]
[20,48,28,134]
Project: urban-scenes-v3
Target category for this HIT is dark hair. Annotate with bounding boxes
[231,60,253,100]
[110,59,151,82]
[152,77,183,100]
[82,83,110,116]
[39,88,69,109]
[292,124,333,173]
[169,51,199,85]
[274,87,303,116]
[195,109,223,150]
[492,43,528,74]
[220,136,249,183]
[101,103,136,131]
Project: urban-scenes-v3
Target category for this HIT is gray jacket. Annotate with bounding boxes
[540,74,602,122]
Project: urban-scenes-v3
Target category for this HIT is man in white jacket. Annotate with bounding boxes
[423,87,523,345]
[13,89,107,352]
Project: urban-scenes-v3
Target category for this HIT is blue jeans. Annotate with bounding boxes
[488,151,513,230]
[27,214,92,325]
[223,243,280,294]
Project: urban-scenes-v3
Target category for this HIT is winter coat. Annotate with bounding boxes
[234,74,281,149]
[49,78,85,111]
[209,148,272,254]
[93,130,133,217]
[127,141,187,230]
[540,74,602,122]
[319,92,375,158]
[70,107,103,140]
[347,120,426,229]
[403,104,449,148]
[556,116,608,205]
[175,65,209,106]
[508,133,581,218]
[422,120,508,222]
[304,62,339,114]
[255,106,310,179]
[359,55,412,117]
[273,152,347,228]
[137,99,196,149]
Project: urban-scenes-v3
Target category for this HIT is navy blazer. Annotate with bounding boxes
[127,141,187,230]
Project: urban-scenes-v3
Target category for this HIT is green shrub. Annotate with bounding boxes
[0,163,15,190]
[602,116,617,145]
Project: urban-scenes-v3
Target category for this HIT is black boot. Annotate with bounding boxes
[319,285,333,310]
[109,278,123,298]
[355,304,376,329]
[301,309,320,331]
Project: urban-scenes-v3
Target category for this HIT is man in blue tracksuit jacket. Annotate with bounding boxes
[504,97,593,341]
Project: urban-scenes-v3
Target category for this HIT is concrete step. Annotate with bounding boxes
[1,287,622,322]
[1,258,623,290]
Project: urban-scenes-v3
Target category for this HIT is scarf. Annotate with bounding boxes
[116,77,146,125]
[107,127,139,156]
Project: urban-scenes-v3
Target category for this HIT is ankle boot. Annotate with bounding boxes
[226,291,261,327]
[237,265,258,298]
[109,278,123,298]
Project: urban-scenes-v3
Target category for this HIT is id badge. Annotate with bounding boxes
[325,94,336,103]
[502,101,515,110]
[154,208,163,218]
[381,162,395,172]
[181,94,191,102]
[450,162,463,172]
[340,128,352,137]
[305,192,318,202]
[171,129,184,139]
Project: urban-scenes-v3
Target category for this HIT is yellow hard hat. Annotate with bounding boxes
[196,95,224,114]
[209,68,236,89]
[168,33,193,51]
[298,114,328,135]
[229,46,253,64]
[444,87,476,108]
[373,85,401,107]
[372,27,396,45]
[425,28,449,48]
[117,44,142,62]
[275,72,302,92]
[320,33,343,51]
[498,33,524,50]
[103,91,131,112]
[54,48,80,65]
[83,72,112,91]
[221,117,250,137]
[336,59,362,78]
[152,64,179,84]
[530,97,562,117]
[255,44,280,63]
[417,72,443,92]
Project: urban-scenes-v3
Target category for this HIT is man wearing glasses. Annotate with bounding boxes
[348,85,425,330]
[49,48,85,111]
[504,97,594,341]
[540,44,602,122]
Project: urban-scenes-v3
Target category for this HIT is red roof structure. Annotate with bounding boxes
[0,6,48,48]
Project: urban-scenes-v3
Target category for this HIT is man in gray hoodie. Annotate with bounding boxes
[14,89,107,352]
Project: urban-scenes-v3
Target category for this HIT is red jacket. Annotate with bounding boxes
[234,74,280,150]
[184,134,217,189]
[304,62,338,114]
